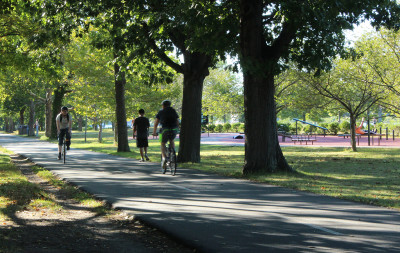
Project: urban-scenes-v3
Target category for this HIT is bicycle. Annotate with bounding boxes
[58,129,69,164]
[61,134,67,164]
[158,129,177,176]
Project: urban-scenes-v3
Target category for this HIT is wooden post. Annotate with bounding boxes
[386,127,388,140]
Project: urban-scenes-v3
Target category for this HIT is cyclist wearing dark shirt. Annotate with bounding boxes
[133,109,150,161]
[152,100,179,169]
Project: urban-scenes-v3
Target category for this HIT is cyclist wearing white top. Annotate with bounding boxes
[56,106,72,160]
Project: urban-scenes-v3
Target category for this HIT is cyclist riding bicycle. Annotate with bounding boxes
[152,100,179,169]
[56,106,72,160]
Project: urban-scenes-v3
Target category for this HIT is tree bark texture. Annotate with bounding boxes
[98,121,103,143]
[5,117,11,132]
[28,100,35,136]
[45,89,52,137]
[114,121,118,144]
[9,117,14,133]
[240,0,292,174]
[177,52,211,163]
[114,62,130,152]
[78,115,83,131]
[350,114,357,151]
[19,108,25,125]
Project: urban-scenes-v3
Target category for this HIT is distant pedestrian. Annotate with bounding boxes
[133,109,150,162]
[34,119,39,136]
[372,117,377,132]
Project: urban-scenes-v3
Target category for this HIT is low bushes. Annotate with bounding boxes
[205,123,244,133]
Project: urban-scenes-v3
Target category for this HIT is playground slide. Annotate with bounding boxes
[292,118,329,131]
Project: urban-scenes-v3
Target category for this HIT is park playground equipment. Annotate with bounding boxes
[287,118,329,145]
[292,118,329,136]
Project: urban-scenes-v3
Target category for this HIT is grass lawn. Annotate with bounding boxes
[0,147,45,223]
[10,129,400,210]
[185,145,400,210]
[0,145,114,224]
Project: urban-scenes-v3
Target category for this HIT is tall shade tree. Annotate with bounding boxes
[123,0,238,163]
[202,64,243,121]
[51,0,238,162]
[236,0,399,174]
[42,0,180,152]
[1,0,79,138]
[300,57,388,151]
[358,29,400,114]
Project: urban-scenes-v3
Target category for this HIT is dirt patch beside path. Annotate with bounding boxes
[1,154,194,253]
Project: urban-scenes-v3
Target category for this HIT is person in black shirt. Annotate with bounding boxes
[133,109,150,161]
[152,100,179,169]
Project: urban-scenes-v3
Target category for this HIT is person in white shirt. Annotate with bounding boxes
[56,106,72,160]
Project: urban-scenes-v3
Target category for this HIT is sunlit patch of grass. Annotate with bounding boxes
[0,146,14,155]
[32,166,112,215]
[40,135,50,141]
[0,154,53,222]
[29,198,63,211]
[182,145,400,210]
[32,166,64,188]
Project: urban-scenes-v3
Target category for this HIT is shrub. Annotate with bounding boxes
[232,123,241,132]
[387,123,400,136]
[277,122,290,132]
[329,122,339,135]
[339,121,351,133]
[289,122,302,134]
[208,124,216,132]
[315,123,328,134]
[320,123,328,129]
[215,124,223,133]
[303,124,313,134]
[238,123,245,133]
[223,123,232,132]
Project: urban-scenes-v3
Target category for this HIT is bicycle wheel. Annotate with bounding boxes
[63,137,66,164]
[169,146,177,176]
[161,154,166,174]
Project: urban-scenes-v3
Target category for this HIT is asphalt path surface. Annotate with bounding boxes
[1,133,400,252]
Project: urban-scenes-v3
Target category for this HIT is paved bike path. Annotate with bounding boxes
[1,133,400,252]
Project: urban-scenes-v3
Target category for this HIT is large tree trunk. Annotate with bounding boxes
[350,114,357,151]
[240,0,292,174]
[5,117,9,132]
[98,121,103,143]
[51,85,66,139]
[177,52,211,163]
[114,62,130,152]
[7,117,14,133]
[77,115,83,131]
[114,121,118,144]
[242,71,292,173]
[10,117,14,132]
[28,100,35,136]
[19,107,25,125]
[45,88,52,137]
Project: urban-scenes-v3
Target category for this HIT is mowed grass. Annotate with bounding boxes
[0,145,116,224]
[185,145,400,210]
[16,130,400,210]
[0,147,52,223]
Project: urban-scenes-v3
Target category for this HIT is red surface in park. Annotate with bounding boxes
[200,133,400,148]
